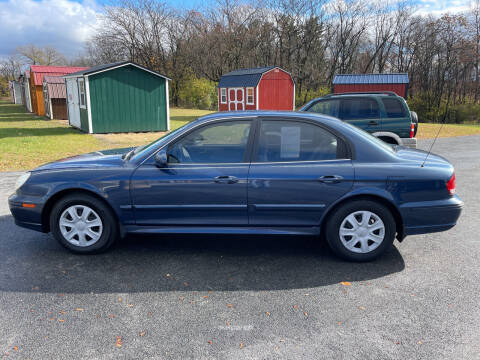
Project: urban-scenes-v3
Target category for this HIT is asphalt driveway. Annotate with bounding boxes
[0,136,479,359]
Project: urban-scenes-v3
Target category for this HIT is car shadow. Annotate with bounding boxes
[0,215,405,293]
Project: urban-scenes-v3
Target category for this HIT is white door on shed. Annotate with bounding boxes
[228,88,244,111]
[66,78,81,128]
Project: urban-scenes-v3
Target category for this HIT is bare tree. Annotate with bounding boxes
[81,0,480,118]
[16,44,66,65]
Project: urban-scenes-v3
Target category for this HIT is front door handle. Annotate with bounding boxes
[318,175,344,184]
[214,175,239,184]
[368,120,379,126]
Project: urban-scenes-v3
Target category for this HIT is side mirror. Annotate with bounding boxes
[154,149,168,167]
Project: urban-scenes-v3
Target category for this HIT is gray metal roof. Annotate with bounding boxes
[333,73,409,84]
[65,61,171,80]
[223,66,276,76]
[218,66,278,88]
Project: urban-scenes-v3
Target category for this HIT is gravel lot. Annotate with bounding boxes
[0,136,479,359]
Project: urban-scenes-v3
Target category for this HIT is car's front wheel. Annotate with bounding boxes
[325,200,396,262]
[50,193,118,254]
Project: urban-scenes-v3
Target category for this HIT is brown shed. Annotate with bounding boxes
[29,65,88,116]
[43,76,68,120]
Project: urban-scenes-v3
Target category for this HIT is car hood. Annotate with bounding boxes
[395,146,452,167]
[33,147,134,171]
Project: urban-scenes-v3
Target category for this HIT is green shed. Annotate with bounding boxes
[64,61,170,133]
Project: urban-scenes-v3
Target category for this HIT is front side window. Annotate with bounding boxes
[340,98,379,120]
[220,88,227,104]
[246,87,254,105]
[256,120,343,162]
[307,99,340,118]
[78,78,86,108]
[168,121,251,164]
[382,98,408,118]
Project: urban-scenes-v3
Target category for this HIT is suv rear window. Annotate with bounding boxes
[340,98,379,120]
[382,98,407,118]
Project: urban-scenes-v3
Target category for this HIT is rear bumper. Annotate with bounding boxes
[400,137,417,148]
[400,195,463,236]
[8,194,46,233]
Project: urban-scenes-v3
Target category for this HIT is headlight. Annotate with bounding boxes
[14,172,31,192]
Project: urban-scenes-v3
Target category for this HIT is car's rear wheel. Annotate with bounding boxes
[325,200,396,262]
[50,193,118,254]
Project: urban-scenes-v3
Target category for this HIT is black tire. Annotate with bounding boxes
[49,193,118,254]
[410,111,419,137]
[325,200,396,262]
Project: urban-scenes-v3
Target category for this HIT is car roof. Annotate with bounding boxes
[196,110,341,125]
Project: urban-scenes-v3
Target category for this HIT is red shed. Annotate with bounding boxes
[333,73,409,99]
[217,66,295,111]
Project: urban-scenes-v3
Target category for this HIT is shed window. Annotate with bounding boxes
[220,88,227,104]
[43,83,48,101]
[246,87,254,105]
[78,78,86,109]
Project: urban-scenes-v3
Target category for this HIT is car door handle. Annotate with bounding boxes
[214,175,239,184]
[368,120,379,126]
[318,175,344,184]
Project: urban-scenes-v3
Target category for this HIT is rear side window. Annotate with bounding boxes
[382,98,408,118]
[256,120,346,162]
[340,98,379,120]
[307,99,340,118]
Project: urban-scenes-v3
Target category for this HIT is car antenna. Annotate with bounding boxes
[421,121,445,167]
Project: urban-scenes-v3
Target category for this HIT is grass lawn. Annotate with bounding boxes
[416,122,480,139]
[0,99,213,171]
[1,97,479,171]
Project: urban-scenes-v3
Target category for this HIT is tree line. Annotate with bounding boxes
[3,0,480,123]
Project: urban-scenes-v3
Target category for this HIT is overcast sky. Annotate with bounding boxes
[0,0,472,59]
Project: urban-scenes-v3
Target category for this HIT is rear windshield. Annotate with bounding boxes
[340,121,395,153]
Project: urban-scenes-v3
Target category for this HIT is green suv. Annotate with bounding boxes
[299,92,418,148]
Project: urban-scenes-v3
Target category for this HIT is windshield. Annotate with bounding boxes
[129,122,192,161]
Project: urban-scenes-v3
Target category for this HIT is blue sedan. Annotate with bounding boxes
[8,111,463,261]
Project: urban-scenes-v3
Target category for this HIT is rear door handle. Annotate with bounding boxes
[214,175,239,184]
[368,120,379,126]
[318,175,344,184]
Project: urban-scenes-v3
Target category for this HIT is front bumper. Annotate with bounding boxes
[400,137,417,149]
[8,193,46,232]
[400,195,463,236]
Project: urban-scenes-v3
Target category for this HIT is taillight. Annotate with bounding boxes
[410,123,415,138]
[446,173,456,195]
